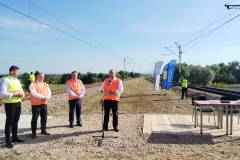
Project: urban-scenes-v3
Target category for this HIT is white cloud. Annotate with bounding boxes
[0,18,48,30]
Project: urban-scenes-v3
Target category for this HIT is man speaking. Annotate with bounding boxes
[102,69,123,132]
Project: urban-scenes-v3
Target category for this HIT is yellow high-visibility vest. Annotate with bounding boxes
[2,76,23,103]
[29,74,35,83]
[182,79,188,88]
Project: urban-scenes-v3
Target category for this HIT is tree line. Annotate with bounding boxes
[174,61,240,85]
[0,71,141,91]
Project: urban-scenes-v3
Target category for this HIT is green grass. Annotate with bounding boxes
[210,83,240,91]
[225,84,240,88]
[48,84,66,90]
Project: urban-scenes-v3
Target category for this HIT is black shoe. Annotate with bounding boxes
[114,128,119,132]
[69,124,74,128]
[77,122,82,127]
[41,131,51,135]
[12,137,25,143]
[6,143,13,148]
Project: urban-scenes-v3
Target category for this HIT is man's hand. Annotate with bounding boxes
[41,97,47,101]
[13,92,22,98]
[108,90,118,95]
[76,92,81,98]
[74,91,80,96]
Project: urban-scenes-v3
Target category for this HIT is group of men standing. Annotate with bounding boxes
[0,66,123,148]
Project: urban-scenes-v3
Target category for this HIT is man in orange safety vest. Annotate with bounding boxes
[102,69,123,132]
[29,72,51,139]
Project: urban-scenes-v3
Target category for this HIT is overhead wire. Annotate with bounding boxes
[185,11,240,51]
[26,0,105,49]
[0,2,120,58]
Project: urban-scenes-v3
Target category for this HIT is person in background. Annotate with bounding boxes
[181,78,188,100]
[102,69,123,132]
[0,65,25,148]
[28,72,35,83]
[29,72,51,138]
[66,71,85,128]
[25,72,36,93]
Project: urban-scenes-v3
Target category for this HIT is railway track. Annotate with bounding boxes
[145,77,240,99]
[188,84,240,99]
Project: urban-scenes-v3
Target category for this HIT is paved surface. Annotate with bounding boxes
[143,114,240,136]
[0,113,52,138]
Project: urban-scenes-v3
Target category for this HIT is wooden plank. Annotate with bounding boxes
[152,114,172,133]
[151,114,159,132]
[158,114,171,131]
[144,114,240,136]
[177,114,194,134]
[168,114,184,132]
[143,114,152,134]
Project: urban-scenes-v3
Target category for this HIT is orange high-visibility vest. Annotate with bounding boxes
[103,78,120,101]
[67,79,83,100]
[31,82,49,106]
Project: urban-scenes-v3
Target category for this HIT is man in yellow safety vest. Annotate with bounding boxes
[181,78,188,99]
[0,66,25,148]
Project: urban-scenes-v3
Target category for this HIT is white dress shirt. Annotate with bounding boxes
[29,81,51,99]
[66,79,85,98]
[102,77,123,96]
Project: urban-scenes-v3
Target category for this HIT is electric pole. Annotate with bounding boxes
[164,42,183,83]
[123,57,135,79]
[175,42,183,82]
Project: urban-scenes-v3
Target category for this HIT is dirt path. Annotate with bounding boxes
[55,78,193,115]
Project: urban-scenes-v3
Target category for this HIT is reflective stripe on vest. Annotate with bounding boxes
[31,82,49,105]
[67,79,83,100]
[2,76,22,103]
[103,78,120,101]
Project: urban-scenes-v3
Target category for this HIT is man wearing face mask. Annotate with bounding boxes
[29,72,51,138]
[66,71,85,128]
[0,65,25,148]
[102,69,123,132]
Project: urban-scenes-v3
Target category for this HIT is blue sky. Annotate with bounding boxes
[0,0,240,74]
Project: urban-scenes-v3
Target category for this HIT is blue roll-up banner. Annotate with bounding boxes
[161,60,177,90]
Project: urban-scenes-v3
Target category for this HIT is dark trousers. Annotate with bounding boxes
[181,87,188,99]
[31,104,48,134]
[69,99,82,125]
[4,102,21,143]
[103,100,119,129]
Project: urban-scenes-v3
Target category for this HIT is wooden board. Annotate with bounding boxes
[143,113,240,136]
